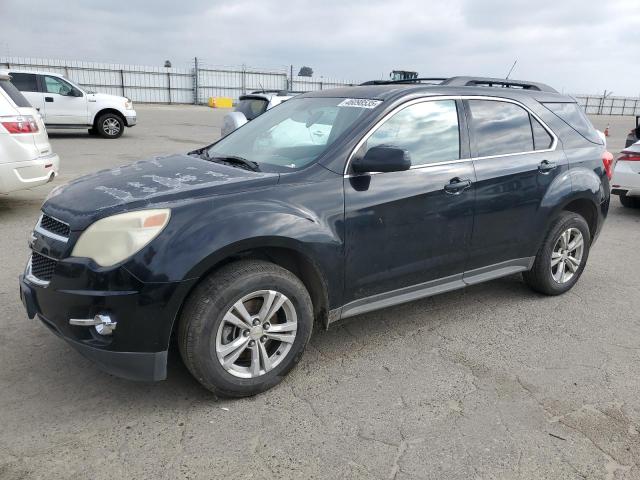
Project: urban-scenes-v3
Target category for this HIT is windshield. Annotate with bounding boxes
[207,97,379,171]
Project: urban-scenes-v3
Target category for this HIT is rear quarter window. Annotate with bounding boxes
[0,79,32,108]
[542,102,601,144]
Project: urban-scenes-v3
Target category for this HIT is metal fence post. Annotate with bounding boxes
[193,57,199,105]
[167,70,172,104]
[120,69,125,98]
[241,64,246,95]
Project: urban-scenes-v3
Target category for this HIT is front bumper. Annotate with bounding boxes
[125,112,137,127]
[0,152,59,194]
[18,259,195,382]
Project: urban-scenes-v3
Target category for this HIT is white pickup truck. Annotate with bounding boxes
[4,70,136,139]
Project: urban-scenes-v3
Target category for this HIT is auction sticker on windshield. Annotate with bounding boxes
[337,98,382,109]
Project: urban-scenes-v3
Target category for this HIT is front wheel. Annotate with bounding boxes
[96,113,124,139]
[523,212,591,295]
[178,260,313,397]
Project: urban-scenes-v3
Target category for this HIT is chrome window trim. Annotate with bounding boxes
[35,214,69,243]
[342,95,558,177]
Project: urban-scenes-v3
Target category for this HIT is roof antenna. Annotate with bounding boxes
[258,81,265,94]
[505,59,518,80]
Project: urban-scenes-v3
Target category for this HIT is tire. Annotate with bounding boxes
[178,260,313,397]
[523,212,591,296]
[620,195,640,208]
[95,112,124,139]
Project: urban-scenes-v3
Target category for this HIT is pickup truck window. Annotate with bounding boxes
[0,78,31,108]
[43,76,73,96]
[9,72,38,93]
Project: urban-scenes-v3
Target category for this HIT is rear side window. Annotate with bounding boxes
[542,102,601,144]
[531,117,553,150]
[0,79,31,108]
[468,100,533,156]
[9,72,39,92]
[236,98,269,120]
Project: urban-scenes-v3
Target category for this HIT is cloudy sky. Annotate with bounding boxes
[1,0,639,95]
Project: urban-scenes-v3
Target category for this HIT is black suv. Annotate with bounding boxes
[19,76,611,397]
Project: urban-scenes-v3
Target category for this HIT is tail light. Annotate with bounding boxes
[0,115,39,134]
[602,151,614,180]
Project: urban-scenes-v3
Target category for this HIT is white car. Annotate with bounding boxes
[221,90,296,137]
[612,141,640,208]
[4,69,136,139]
[0,73,59,194]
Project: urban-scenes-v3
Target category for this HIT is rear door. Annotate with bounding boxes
[40,75,87,125]
[8,72,44,114]
[343,99,475,304]
[463,98,567,276]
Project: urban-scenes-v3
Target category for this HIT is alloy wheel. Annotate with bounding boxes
[102,117,121,136]
[215,290,298,379]
[551,227,584,284]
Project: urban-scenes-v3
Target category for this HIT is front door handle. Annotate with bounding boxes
[444,177,472,195]
[45,97,54,102]
[538,160,557,173]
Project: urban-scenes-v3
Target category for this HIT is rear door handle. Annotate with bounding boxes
[538,160,557,173]
[45,97,54,102]
[444,177,472,195]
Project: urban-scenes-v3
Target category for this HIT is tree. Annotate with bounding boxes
[298,66,313,77]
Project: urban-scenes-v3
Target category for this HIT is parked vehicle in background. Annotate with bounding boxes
[0,73,59,194]
[4,69,136,139]
[612,140,640,207]
[221,90,296,137]
[625,116,640,148]
[19,76,611,397]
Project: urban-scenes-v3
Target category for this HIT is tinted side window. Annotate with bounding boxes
[468,100,533,156]
[542,102,601,144]
[236,98,269,120]
[0,79,31,107]
[9,73,39,92]
[531,116,553,150]
[364,100,460,166]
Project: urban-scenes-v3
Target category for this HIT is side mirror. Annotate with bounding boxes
[352,145,411,173]
[71,88,83,97]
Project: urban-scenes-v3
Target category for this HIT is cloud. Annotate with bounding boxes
[1,0,639,95]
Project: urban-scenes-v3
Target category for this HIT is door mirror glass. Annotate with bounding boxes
[352,145,411,173]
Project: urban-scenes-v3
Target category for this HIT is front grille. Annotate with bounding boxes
[40,214,70,238]
[30,252,57,282]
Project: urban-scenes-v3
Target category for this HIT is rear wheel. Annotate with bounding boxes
[178,260,313,397]
[96,113,124,139]
[620,195,640,208]
[523,212,591,295]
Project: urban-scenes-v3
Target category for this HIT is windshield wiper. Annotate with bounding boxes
[206,153,261,172]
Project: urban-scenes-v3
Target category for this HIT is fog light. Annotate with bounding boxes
[69,314,117,335]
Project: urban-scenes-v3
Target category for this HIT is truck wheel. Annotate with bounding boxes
[178,260,313,397]
[620,195,640,208]
[523,212,590,296]
[96,113,124,139]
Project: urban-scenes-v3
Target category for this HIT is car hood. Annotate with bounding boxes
[87,92,128,104]
[42,154,279,230]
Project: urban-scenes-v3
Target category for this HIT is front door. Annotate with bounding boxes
[463,98,568,273]
[343,99,475,305]
[39,75,87,125]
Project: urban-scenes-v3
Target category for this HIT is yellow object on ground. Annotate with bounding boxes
[208,97,233,108]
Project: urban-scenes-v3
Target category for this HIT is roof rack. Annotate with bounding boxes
[359,76,558,93]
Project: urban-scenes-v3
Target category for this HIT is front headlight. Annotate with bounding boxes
[125,99,133,110]
[71,209,170,267]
